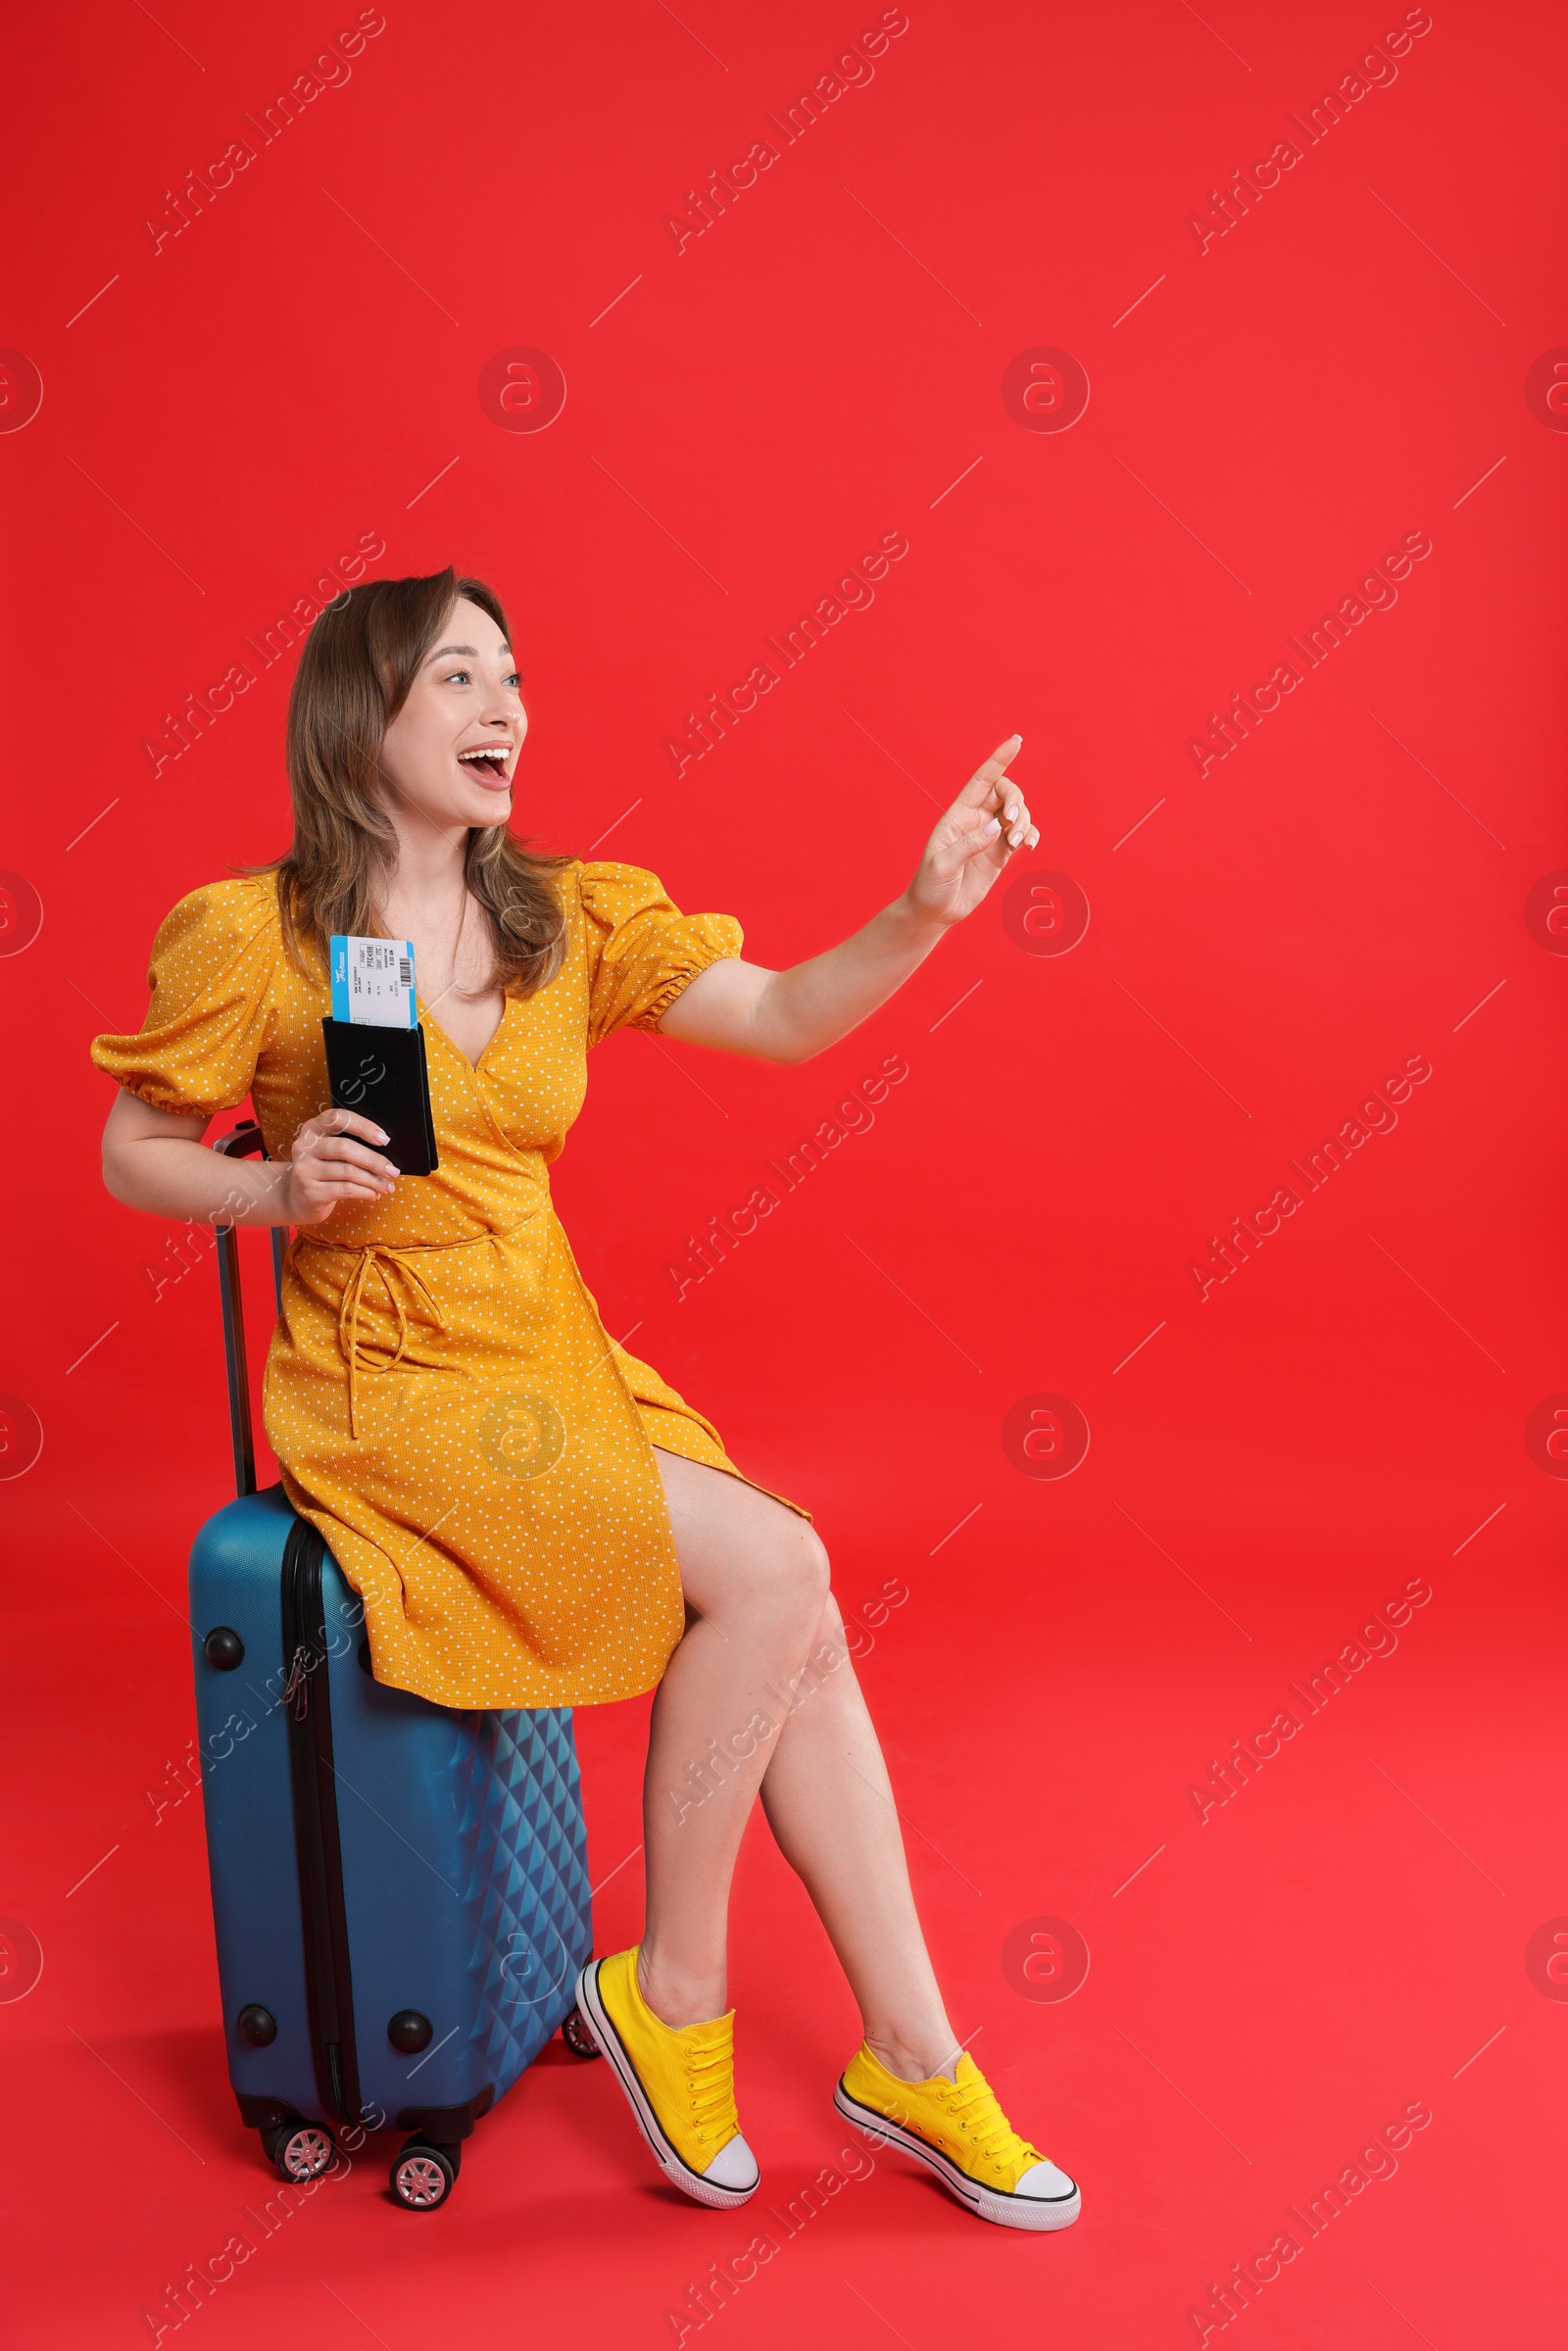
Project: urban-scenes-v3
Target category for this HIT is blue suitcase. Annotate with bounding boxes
[189,1122,599,2209]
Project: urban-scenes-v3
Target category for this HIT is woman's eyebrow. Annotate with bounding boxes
[426,642,514,662]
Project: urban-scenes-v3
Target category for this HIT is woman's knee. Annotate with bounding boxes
[731,1516,831,1642]
[657,1449,830,1636]
[766,1520,832,1630]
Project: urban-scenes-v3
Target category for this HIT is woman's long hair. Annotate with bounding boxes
[263,565,573,997]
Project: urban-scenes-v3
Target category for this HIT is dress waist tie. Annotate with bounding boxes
[304,1232,503,1440]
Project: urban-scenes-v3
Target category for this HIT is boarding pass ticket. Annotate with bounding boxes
[329,935,417,1028]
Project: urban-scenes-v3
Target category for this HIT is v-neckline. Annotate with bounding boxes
[417,990,511,1077]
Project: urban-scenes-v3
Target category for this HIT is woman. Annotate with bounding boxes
[92,566,1079,2232]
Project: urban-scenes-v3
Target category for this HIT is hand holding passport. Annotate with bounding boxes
[322,935,440,1177]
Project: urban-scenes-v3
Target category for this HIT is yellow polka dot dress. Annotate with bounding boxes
[90,861,812,1710]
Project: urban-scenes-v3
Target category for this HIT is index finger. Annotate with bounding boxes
[956,733,1023,808]
[312,1105,391,1147]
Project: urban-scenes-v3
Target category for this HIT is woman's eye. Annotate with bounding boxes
[444,668,471,685]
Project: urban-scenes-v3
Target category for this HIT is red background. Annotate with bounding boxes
[3,1,1564,2341]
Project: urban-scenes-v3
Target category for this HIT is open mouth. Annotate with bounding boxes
[458,748,511,783]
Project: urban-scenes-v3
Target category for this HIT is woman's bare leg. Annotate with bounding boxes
[642,1446,961,2081]
[637,1448,828,2026]
[749,1586,961,2082]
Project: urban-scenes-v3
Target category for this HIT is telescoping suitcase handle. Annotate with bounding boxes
[213,1122,286,1500]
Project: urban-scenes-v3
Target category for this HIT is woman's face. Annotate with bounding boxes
[377,596,527,833]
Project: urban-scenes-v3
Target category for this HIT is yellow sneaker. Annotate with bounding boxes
[574,1949,760,2209]
[834,2043,1081,2230]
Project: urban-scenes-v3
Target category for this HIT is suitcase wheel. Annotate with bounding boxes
[561,2006,602,2060]
[391,2134,461,2211]
[261,2117,337,2182]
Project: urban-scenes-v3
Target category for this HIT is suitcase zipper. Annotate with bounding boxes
[283,1644,310,1719]
[279,1517,367,2128]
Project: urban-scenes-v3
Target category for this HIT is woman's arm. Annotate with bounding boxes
[659,733,1036,1064]
[100,1091,400,1226]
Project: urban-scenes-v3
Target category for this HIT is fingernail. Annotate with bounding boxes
[984,816,1001,835]
[373,1128,390,1144]
[1005,804,1018,819]
[1008,829,1022,847]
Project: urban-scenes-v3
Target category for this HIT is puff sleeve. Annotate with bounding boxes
[576,860,743,1049]
[89,879,279,1118]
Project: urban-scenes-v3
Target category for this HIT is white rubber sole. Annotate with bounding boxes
[833,2080,1082,2230]
[574,1960,759,2210]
